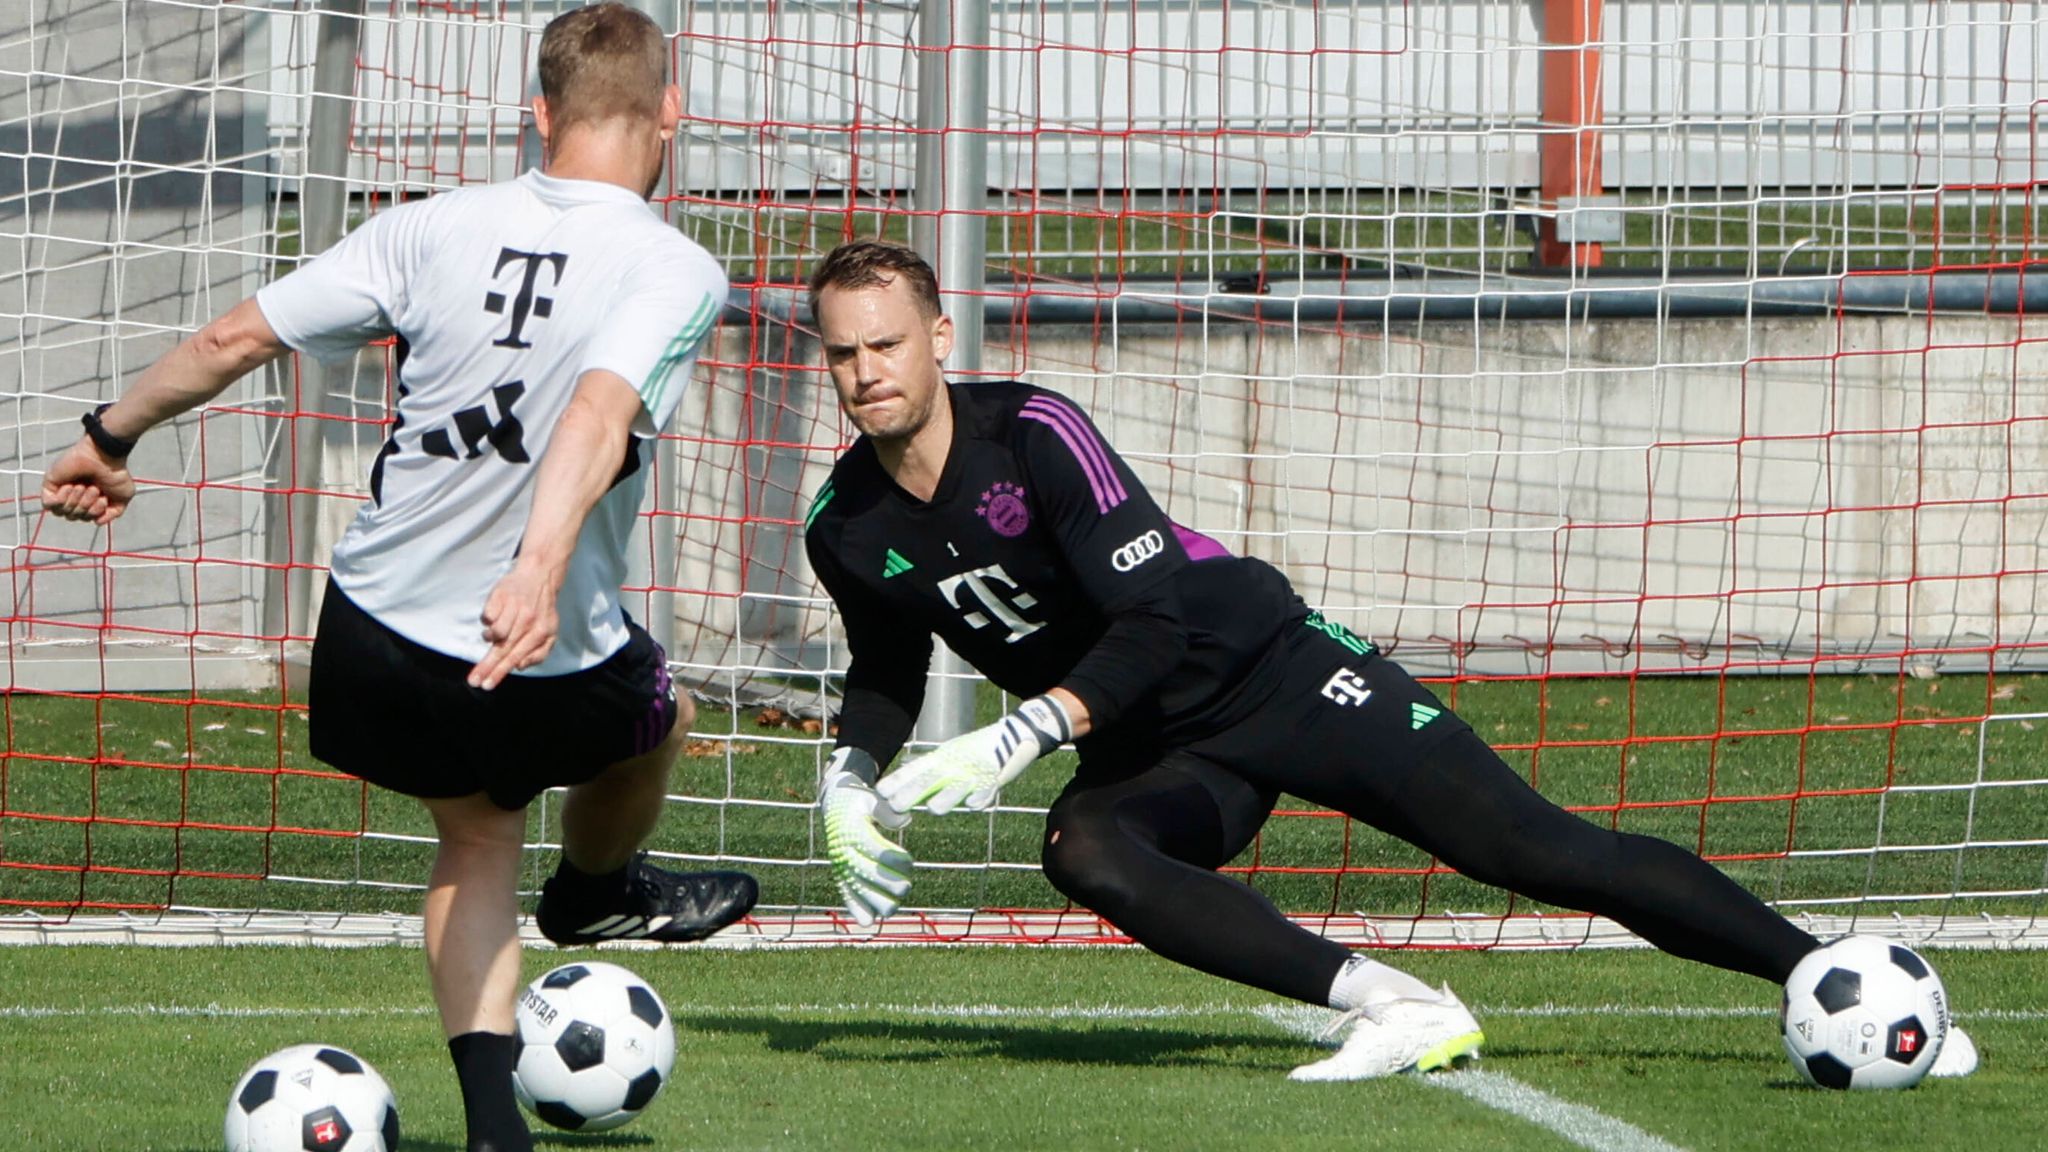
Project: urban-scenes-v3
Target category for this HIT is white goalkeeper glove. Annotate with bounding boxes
[876,695,1072,816]
[819,747,913,926]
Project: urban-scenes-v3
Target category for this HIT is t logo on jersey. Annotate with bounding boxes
[1320,667,1373,707]
[484,248,568,349]
[938,564,1045,644]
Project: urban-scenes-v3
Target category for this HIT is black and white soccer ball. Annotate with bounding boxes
[1782,935,1948,1090]
[514,961,677,1131]
[224,1044,400,1151]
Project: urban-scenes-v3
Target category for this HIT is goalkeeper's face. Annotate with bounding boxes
[817,278,954,444]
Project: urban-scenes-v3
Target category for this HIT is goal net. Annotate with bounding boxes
[3,0,2044,948]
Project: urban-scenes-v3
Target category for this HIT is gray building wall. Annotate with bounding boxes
[683,312,2048,696]
[1,0,278,691]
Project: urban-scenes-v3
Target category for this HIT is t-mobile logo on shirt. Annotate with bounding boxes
[483,247,569,349]
[937,564,1045,644]
[1320,667,1373,707]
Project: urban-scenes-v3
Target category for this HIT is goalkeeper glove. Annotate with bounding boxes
[819,747,912,926]
[876,695,1072,816]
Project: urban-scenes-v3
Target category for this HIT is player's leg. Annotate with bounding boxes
[1043,754,1481,1080]
[1041,755,1439,1010]
[1383,725,1816,981]
[557,695,693,874]
[525,634,758,945]
[1298,708,2011,1073]
[1265,648,1818,983]
[308,586,539,1150]
[420,792,533,1152]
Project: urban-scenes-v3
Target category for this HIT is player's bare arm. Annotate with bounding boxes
[41,298,289,526]
[469,369,644,690]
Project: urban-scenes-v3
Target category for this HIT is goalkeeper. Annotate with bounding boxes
[803,240,1978,1081]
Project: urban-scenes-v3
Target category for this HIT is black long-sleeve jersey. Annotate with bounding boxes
[804,381,1308,767]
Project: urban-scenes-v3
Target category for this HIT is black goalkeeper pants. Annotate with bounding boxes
[1041,625,1819,1007]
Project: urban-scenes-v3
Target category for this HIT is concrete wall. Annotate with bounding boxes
[691,312,2048,688]
[0,0,277,691]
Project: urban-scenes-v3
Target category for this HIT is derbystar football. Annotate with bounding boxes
[513,961,677,1131]
[1781,935,1948,1089]
[224,1044,399,1151]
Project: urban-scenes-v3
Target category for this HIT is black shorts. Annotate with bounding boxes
[1072,615,1472,816]
[308,581,679,810]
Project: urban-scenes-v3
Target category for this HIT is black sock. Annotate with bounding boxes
[550,854,632,902]
[447,1031,532,1152]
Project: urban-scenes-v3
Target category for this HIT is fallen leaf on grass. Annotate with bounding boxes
[683,739,763,757]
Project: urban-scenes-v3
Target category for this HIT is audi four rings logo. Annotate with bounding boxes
[1112,530,1165,572]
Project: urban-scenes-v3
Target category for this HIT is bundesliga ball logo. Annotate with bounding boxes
[977,482,1030,537]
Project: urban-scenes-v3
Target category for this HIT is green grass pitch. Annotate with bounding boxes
[0,945,2042,1150]
[5,671,2046,921]
[3,673,2046,1147]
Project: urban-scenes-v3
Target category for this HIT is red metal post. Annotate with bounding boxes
[1539,0,1605,267]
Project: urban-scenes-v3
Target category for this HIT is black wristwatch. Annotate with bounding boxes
[82,403,137,460]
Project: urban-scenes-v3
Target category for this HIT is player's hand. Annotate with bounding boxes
[876,695,1071,815]
[41,439,137,526]
[820,748,913,926]
[469,561,561,690]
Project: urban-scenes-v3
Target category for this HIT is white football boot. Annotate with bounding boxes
[1288,984,1484,1082]
[1929,1025,1978,1078]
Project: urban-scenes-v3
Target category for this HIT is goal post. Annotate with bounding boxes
[3,0,2045,949]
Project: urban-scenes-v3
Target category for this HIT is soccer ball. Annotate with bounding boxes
[1782,935,1949,1090]
[513,961,677,1131]
[224,1044,400,1151]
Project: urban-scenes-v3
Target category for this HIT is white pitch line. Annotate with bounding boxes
[0,1001,1248,1023]
[1480,1004,2048,1023]
[671,1001,1247,1020]
[1257,1005,1687,1152]
[0,1003,434,1020]
[1428,1069,1690,1152]
[2,1000,2042,1023]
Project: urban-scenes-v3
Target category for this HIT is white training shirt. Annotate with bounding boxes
[256,171,727,674]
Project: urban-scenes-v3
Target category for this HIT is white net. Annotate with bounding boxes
[2,0,2043,947]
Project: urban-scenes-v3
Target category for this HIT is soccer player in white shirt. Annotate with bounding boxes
[39,6,757,1149]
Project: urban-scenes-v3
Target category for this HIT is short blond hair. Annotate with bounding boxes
[808,241,943,323]
[537,3,668,133]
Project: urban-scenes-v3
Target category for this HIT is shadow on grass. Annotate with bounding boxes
[163,1128,654,1151]
[1484,1039,1777,1068]
[166,1144,468,1152]
[684,1013,1307,1068]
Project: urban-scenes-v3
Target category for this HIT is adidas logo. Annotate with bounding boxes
[574,914,675,939]
[882,549,914,578]
[1410,703,1441,731]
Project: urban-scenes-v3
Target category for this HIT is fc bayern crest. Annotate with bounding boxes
[977,482,1030,537]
